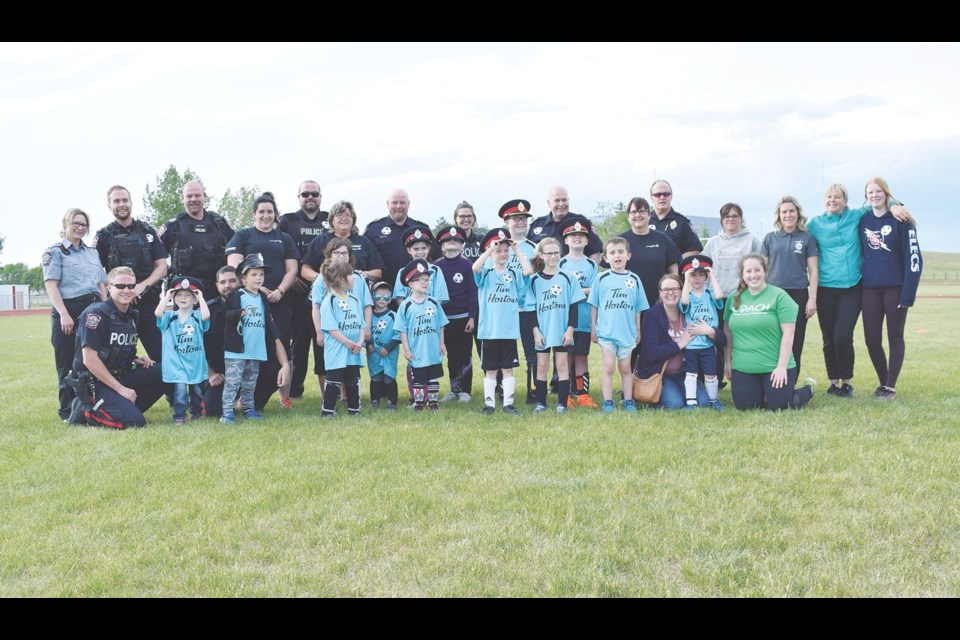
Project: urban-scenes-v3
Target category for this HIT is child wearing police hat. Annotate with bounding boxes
[434,225,478,403]
[679,254,725,411]
[393,259,449,410]
[155,276,210,425]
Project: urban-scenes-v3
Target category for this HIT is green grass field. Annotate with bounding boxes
[2,254,959,596]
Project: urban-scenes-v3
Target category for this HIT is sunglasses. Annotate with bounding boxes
[651,192,672,198]
[373,294,391,301]
[110,283,137,290]
[300,191,321,198]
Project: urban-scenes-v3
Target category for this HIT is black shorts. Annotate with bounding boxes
[536,344,569,354]
[314,346,326,375]
[570,331,591,355]
[412,363,444,384]
[481,339,519,371]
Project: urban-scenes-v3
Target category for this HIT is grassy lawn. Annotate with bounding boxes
[2,254,959,597]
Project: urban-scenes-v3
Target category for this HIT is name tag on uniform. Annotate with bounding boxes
[190,224,208,233]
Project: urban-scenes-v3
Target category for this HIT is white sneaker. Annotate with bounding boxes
[458,392,472,403]
[440,391,459,402]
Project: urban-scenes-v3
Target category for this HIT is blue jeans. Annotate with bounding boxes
[173,382,203,420]
[656,371,709,409]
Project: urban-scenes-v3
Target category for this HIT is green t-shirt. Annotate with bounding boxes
[723,285,798,374]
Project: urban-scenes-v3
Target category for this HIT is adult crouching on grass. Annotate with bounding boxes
[723,254,815,411]
[635,274,725,409]
[43,207,107,421]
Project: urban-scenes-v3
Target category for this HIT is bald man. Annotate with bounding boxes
[528,186,603,262]
[362,188,439,288]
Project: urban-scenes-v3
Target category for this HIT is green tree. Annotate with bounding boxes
[0,262,43,289]
[216,185,261,231]
[142,165,202,228]
[432,216,451,235]
[593,200,627,241]
[0,233,5,258]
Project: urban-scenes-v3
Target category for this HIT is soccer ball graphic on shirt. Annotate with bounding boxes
[550,284,562,296]
[376,319,388,331]
[338,299,348,310]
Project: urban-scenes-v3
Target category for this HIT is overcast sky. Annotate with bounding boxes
[2,42,956,267]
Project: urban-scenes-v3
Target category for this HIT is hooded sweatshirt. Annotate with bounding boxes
[702,229,763,296]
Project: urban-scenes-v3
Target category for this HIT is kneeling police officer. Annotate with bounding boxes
[71,266,168,428]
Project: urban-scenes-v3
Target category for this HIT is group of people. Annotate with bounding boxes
[44,177,923,427]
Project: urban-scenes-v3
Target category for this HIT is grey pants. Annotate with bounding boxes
[223,359,260,416]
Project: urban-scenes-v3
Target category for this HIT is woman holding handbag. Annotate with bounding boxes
[634,274,724,409]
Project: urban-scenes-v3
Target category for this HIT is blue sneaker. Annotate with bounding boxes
[623,399,637,413]
[220,412,236,425]
[533,403,547,414]
[243,409,266,420]
[709,399,725,411]
[684,403,697,411]
[602,399,615,413]
[556,404,568,413]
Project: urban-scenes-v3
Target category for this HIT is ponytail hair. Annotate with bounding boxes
[732,253,767,310]
[321,260,353,293]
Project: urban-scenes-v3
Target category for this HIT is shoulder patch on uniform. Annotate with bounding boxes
[85,313,102,329]
[42,251,53,266]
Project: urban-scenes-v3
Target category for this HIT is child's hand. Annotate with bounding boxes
[562,327,574,347]
[591,330,598,344]
[465,318,475,333]
[379,347,389,357]
[404,348,414,362]
[440,343,447,356]
[316,334,324,347]
[366,344,374,354]
[349,341,362,354]
[533,328,545,349]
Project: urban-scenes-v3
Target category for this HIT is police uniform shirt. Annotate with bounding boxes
[461,232,482,261]
[559,255,598,334]
[368,309,400,379]
[93,220,168,280]
[474,264,525,340]
[73,298,139,373]
[157,310,210,384]
[362,216,439,287]
[42,239,106,299]
[301,233,386,274]
[648,208,704,255]
[524,271,585,349]
[394,296,449,369]
[318,292,366,371]
[204,296,228,375]
[158,211,235,283]
[278,209,330,258]
[528,213,603,257]
[225,227,298,290]
[587,270,649,346]
[617,229,682,308]
[762,229,819,290]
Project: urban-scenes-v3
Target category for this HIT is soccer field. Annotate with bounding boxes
[2,271,959,596]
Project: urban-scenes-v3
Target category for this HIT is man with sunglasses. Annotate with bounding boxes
[71,267,168,428]
[278,181,329,399]
[648,180,703,259]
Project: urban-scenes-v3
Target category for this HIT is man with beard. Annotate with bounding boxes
[202,265,239,417]
[93,185,168,361]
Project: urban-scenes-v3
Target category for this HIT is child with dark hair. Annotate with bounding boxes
[434,226,478,403]
[394,260,448,410]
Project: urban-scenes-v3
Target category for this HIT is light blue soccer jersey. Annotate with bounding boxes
[392,263,450,304]
[587,270,649,346]
[226,289,267,361]
[524,271,586,349]
[559,255,598,333]
[368,309,400,379]
[394,296,449,368]
[311,270,373,310]
[507,238,537,311]
[679,286,723,350]
[157,310,210,384]
[475,264,525,340]
[319,292,366,370]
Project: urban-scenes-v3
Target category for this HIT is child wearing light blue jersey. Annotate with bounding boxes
[473,227,533,415]
[559,220,600,408]
[679,255,725,410]
[317,262,366,417]
[394,260,448,410]
[367,281,401,410]
[525,238,584,413]
[155,278,210,424]
[588,237,649,413]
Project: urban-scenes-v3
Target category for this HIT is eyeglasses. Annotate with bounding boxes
[331,250,350,257]
[541,251,561,257]
[456,214,474,220]
[71,222,89,228]
[300,191,321,198]
[651,192,672,198]
[722,214,742,220]
[110,283,137,290]
[628,209,649,216]
[660,287,681,293]
[373,294,391,301]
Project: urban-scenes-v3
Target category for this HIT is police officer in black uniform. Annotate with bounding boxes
[362,188,439,291]
[93,185,169,362]
[278,180,329,398]
[529,186,603,262]
[72,267,167,428]
[648,179,704,258]
[158,179,234,298]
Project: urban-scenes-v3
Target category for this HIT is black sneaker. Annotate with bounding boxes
[875,386,897,400]
[837,383,854,398]
[525,394,538,406]
[827,384,841,397]
[481,405,495,416]
[502,405,520,415]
